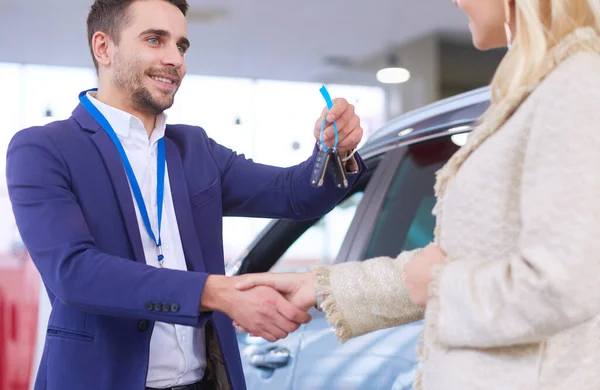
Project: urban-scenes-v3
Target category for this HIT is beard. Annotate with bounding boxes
[112,52,180,116]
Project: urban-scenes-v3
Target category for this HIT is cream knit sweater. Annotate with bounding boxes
[315,28,600,390]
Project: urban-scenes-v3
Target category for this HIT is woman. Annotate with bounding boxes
[237,0,600,388]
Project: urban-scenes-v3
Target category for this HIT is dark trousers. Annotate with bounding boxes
[145,376,217,390]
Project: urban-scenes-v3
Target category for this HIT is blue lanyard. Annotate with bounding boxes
[78,89,166,267]
[319,85,339,151]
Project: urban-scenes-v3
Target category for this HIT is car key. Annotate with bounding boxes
[329,149,348,189]
[310,148,331,187]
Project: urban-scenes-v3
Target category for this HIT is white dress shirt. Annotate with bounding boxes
[87,92,206,388]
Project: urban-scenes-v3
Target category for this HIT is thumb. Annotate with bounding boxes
[235,274,275,291]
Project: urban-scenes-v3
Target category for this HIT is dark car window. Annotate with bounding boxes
[364,137,460,259]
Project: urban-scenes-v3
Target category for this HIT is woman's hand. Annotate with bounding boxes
[404,244,448,307]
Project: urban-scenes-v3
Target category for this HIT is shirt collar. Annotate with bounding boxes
[86,91,167,143]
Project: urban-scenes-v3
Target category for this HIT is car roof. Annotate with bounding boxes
[359,86,491,159]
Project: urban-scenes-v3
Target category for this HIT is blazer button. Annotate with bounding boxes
[162,303,170,312]
[153,303,162,311]
[138,320,149,332]
[145,302,153,311]
[170,304,180,313]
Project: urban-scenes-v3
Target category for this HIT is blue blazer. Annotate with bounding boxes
[6,103,365,390]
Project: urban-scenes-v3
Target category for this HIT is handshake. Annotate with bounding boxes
[201,272,319,342]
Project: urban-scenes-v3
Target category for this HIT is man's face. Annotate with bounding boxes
[110,0,189,115]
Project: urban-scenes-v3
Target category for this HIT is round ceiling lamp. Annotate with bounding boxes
[376,54,411,84]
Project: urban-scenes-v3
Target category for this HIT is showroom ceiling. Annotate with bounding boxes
[0,0,471,84]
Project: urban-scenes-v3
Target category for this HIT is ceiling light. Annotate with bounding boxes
[377,68,410,84]
[377,53,410,84]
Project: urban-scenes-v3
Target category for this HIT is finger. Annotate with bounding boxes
[335,104,356,131]
[314,107,329,135]
[321,106,355,143]
[325,105,354,137]
[256,330,277,343]
[323,126,360,152]
[335,116,361,150]
[423,243,436,253]
[325,98,349,122]
[261,295,302,334]
[337,132,362,153]
[233,321,249,333]
[276,294,312,324]
[239,319,277,340]
[235,325,249,333]
[234,275,256,290]
[273,311,301,334]
[235,274,275,290]
[251,289,293,341]
[262,318,289,341]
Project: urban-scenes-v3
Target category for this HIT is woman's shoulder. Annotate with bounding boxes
[537,51,600,100]
[522,50,600,123]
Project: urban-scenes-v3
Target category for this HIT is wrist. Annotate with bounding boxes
[340,149,359,173]
[200,275,235,313]
[302,273,319,309]
[339,148,354,157]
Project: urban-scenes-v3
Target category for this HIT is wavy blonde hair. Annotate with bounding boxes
[491,0,600,103]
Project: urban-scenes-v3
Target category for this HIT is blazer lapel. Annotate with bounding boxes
[164,136,206,272]
[73,103,146,264]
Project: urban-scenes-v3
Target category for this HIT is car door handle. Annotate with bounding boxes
[249,346,291,370]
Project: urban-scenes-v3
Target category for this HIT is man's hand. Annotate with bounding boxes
[404,244,448,307]
[314,98,363,153]
[201,275,311,342]
[233,272,317,334]
[236,272,317,310]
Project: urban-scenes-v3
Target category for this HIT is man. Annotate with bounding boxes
[6,1,364,389]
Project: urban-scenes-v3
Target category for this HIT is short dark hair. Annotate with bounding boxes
[87,0,189,71]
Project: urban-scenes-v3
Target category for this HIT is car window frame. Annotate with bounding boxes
[230,152,388,275]
[334,147,408,264]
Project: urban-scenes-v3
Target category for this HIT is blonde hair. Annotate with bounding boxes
[491,0,600,103]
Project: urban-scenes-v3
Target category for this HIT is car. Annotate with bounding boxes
[226,86,491,390]
[0,86,490,390]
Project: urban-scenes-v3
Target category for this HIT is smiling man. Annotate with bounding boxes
[5,1,365,390]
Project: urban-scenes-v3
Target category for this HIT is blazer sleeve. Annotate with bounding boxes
[202,131,367,220]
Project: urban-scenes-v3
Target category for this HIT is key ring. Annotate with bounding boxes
[319,85,339,151]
